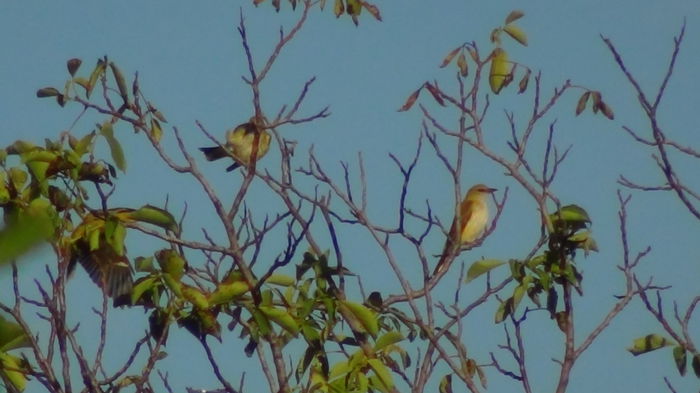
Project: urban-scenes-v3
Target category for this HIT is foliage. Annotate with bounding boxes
[1,2,697,393]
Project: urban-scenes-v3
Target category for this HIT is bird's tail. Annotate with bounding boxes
[432,238,456,276]
[199,146,228,161]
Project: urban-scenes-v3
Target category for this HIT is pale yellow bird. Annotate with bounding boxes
[433,184,497,276]
[199,122,271,171]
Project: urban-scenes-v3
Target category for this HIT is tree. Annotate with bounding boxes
[0,2,697,392]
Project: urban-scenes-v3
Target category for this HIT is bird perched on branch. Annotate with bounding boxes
[433,184,497,276]
[199,122,271,171]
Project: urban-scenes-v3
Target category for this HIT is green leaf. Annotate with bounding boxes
[692,353,700,378]
[162,273,182,298]
[0,206,54,264]
[156,249,186,280]
[259,306,299,336]
[208,281,249,305]
[182,285,210,309]
[99,122,126,172]
[550,204,591,231]
[87,58,107,98]
[0,316,30,352]
[342,300,379,337]
[673,345,687,376]
[131,277,158,305]
[494,299,509,324]
[264,273,295,287]
[128,205,178,232]
[135,256,155,272]
[0,352,27,391]
[465,259,506,283]
[368,359,394,392]
[374,331,404,352]
[627,334,672,356]
[109,61,129,103]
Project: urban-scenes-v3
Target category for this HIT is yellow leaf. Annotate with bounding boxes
[334,0,344,17]
[457,52,468,77]
[503,24,528,46]
[488,48,510,94]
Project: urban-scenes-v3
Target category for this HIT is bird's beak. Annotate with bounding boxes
[487,187,497,193]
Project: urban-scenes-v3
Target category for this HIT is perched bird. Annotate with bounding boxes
[433,184,497,276]
[199,122,271,171]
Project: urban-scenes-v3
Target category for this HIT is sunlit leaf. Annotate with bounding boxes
[673,345,687,376]
[0,316,30,352]
[503,24,528,46]
[128,205,178,232]
[550,204,591,227]
[182,285,210,310]
[466,259,506,283]
[156,249,186,280]
[374,331,404,352]
[0,352,28,391]
[341,300,379,337]
[334,0,344,17]
[87,58,107,98]
[457,52,468,77]
[99,122,126,172]
[260,306,299,336]
[627,334,672,356]
[135,256,155,272]
[209,281,249,305]
[488,48,510,94]
[131,277,158,305]
[368,359,394,391]
[264,273,295,287]
[150,118,162,143]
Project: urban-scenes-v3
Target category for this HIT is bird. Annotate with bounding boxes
[199,122,271,171]
[67,210,134,306]
[433,184,497,277]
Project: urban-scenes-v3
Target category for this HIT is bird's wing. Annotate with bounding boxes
[459,199,475,235]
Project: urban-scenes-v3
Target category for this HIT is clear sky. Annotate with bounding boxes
[1,1,699,392]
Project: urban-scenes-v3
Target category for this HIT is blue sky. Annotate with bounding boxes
[1,1,699,392]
